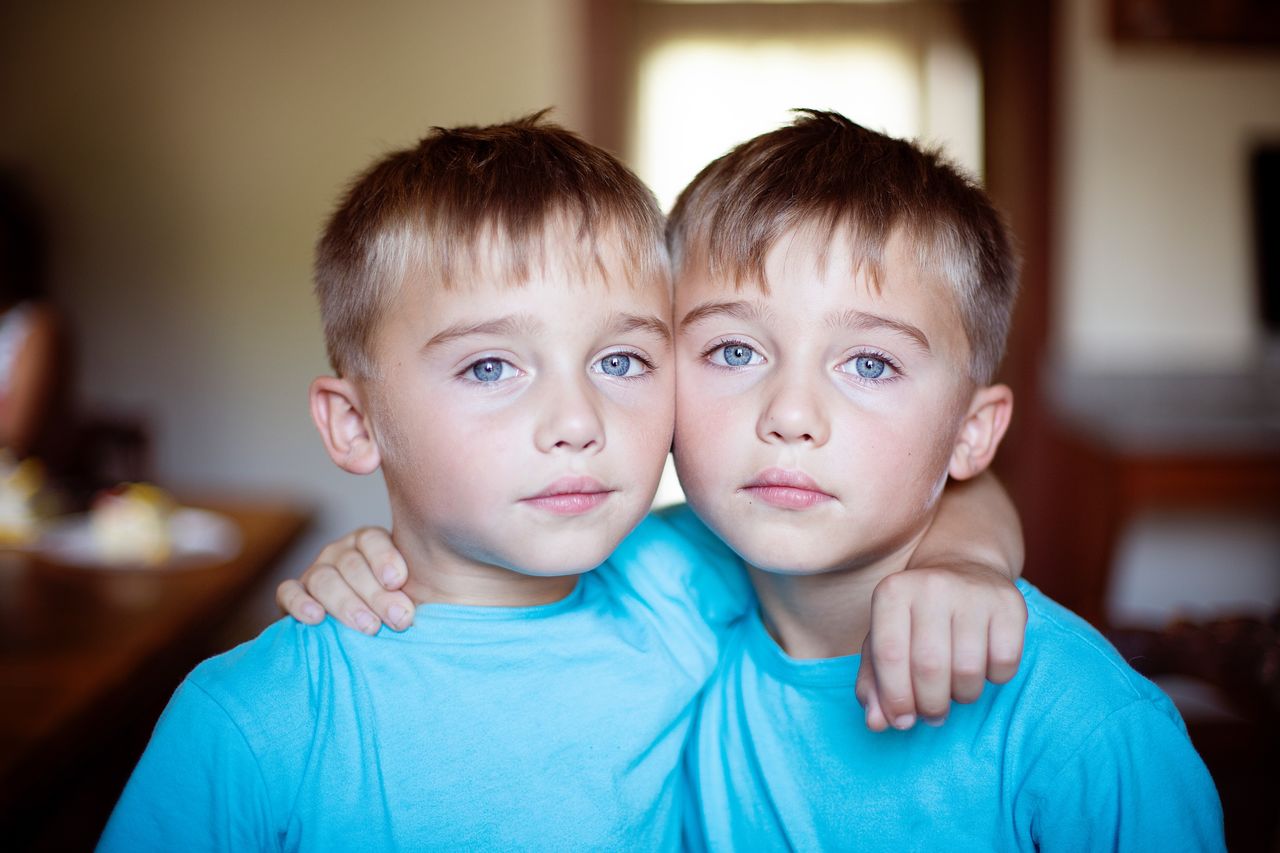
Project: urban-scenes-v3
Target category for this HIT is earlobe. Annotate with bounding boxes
[948,384,1013,481]
[310,376,382,475]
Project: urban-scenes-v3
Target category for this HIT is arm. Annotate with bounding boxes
[1030,702,1224,851]
[276,526,413,633]
[98,680,275,851]
[856,472,1027,731]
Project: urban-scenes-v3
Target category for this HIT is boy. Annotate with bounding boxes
[102,115,1021,850]
[102,115,731,850]
[291,113,1224,850]
[666,112,1223,849]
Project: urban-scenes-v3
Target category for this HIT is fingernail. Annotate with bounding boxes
[354,611,376,633]
[924,716,947,728]
[388,605,408,627]
[303,603,323,621]
[381,565,399,586]
[892,714,916,730]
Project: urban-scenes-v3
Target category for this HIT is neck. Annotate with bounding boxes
[748,529,928,660]
[391,521,579,609]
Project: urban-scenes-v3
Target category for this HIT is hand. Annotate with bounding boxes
[275,527,414,634]
[855,563,1026,731]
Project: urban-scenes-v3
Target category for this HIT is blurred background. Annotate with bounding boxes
[1,0,1277,848]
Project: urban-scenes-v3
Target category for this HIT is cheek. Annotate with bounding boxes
[674,382,741,485]
[383,394,522,503]
[846,404,957,497]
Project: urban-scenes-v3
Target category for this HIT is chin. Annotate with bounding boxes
[732,541,848,576]
[506,535,619,578]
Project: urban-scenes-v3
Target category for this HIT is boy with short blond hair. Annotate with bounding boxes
[101,115,1025,851]
[667,111,1222,850]
[103,115,724,850]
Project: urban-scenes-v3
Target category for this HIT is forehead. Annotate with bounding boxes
[383,240,672,343]
[677,225,970,358]
[427,209,669,294]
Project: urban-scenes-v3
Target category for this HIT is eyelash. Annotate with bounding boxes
[699,338,764,369]
[592,349,657,381]
[839,348,904,385]
[458,356,521,386]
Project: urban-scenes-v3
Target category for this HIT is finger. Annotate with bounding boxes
[987,591,1027,684]
[333,549,406,632]
[867,576,916,730]
[856,643,890,732]
[863,679,889,733]
[909,595,952,724]
[306,562,383,635]
[354,527,408,590]
[950,605,989,704]
[276,579,325,624]
[855,649,873,709]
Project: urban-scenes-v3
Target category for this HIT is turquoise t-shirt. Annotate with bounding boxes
[686,579,1225,852]
[98,511,749,852]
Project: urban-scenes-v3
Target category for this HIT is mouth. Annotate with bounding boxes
[522,476,615,516]
[740,468,835,510]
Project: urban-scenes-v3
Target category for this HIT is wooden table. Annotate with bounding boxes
[0,498,310,845]
[1049,370,1280,627]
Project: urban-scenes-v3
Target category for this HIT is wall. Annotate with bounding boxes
[1054,0,1280,622]
[0,0,586,588]
[1055,0,1280,374]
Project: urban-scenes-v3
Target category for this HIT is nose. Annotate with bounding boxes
[756,372,830,447]
[534,373,605,454]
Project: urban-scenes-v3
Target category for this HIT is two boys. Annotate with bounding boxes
[101,118,737,849]
[104,112,1219,849]
[285,114,1226,848]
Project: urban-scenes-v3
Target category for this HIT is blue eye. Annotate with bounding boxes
[723,344,755,366]
[600,354,631,377]
[593,352,649,378]
[854,356,886,379]
[470,359,509,382]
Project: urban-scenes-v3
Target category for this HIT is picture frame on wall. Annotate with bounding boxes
[1111,0,1280,47]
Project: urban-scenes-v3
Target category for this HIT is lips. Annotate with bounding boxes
[740,467,835,510]
[522,476,614,516]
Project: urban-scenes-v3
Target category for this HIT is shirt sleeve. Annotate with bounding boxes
[1029,700,1225,852]
[97,678,276,852]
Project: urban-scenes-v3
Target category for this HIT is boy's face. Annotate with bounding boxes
[673,225,976,575]
[361,237,674,578]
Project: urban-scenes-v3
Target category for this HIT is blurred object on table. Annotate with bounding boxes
[0,452,57,546]
[86,482,174,566]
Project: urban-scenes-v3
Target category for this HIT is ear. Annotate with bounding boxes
[948,383,1013,481]
[309,376,382,475]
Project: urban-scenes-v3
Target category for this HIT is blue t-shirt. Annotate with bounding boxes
[686,580,1225,852]
[99,511,749,852]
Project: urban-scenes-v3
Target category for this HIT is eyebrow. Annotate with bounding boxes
[828,309,932,355]
[610,312,672,343]
[679,299,931,355]
[423,311,671,352]
[423,314,541,351]
[678,300,772,332]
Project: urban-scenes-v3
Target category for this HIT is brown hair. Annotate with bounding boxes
[316,111,668,377]
[668,110,1020,384]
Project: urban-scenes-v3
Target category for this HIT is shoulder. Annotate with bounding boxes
[610,505,752,618]
[1005,585,1224,847]
[184,616,354,735]
[652,503,738,561]
[1018,582,1175,712]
